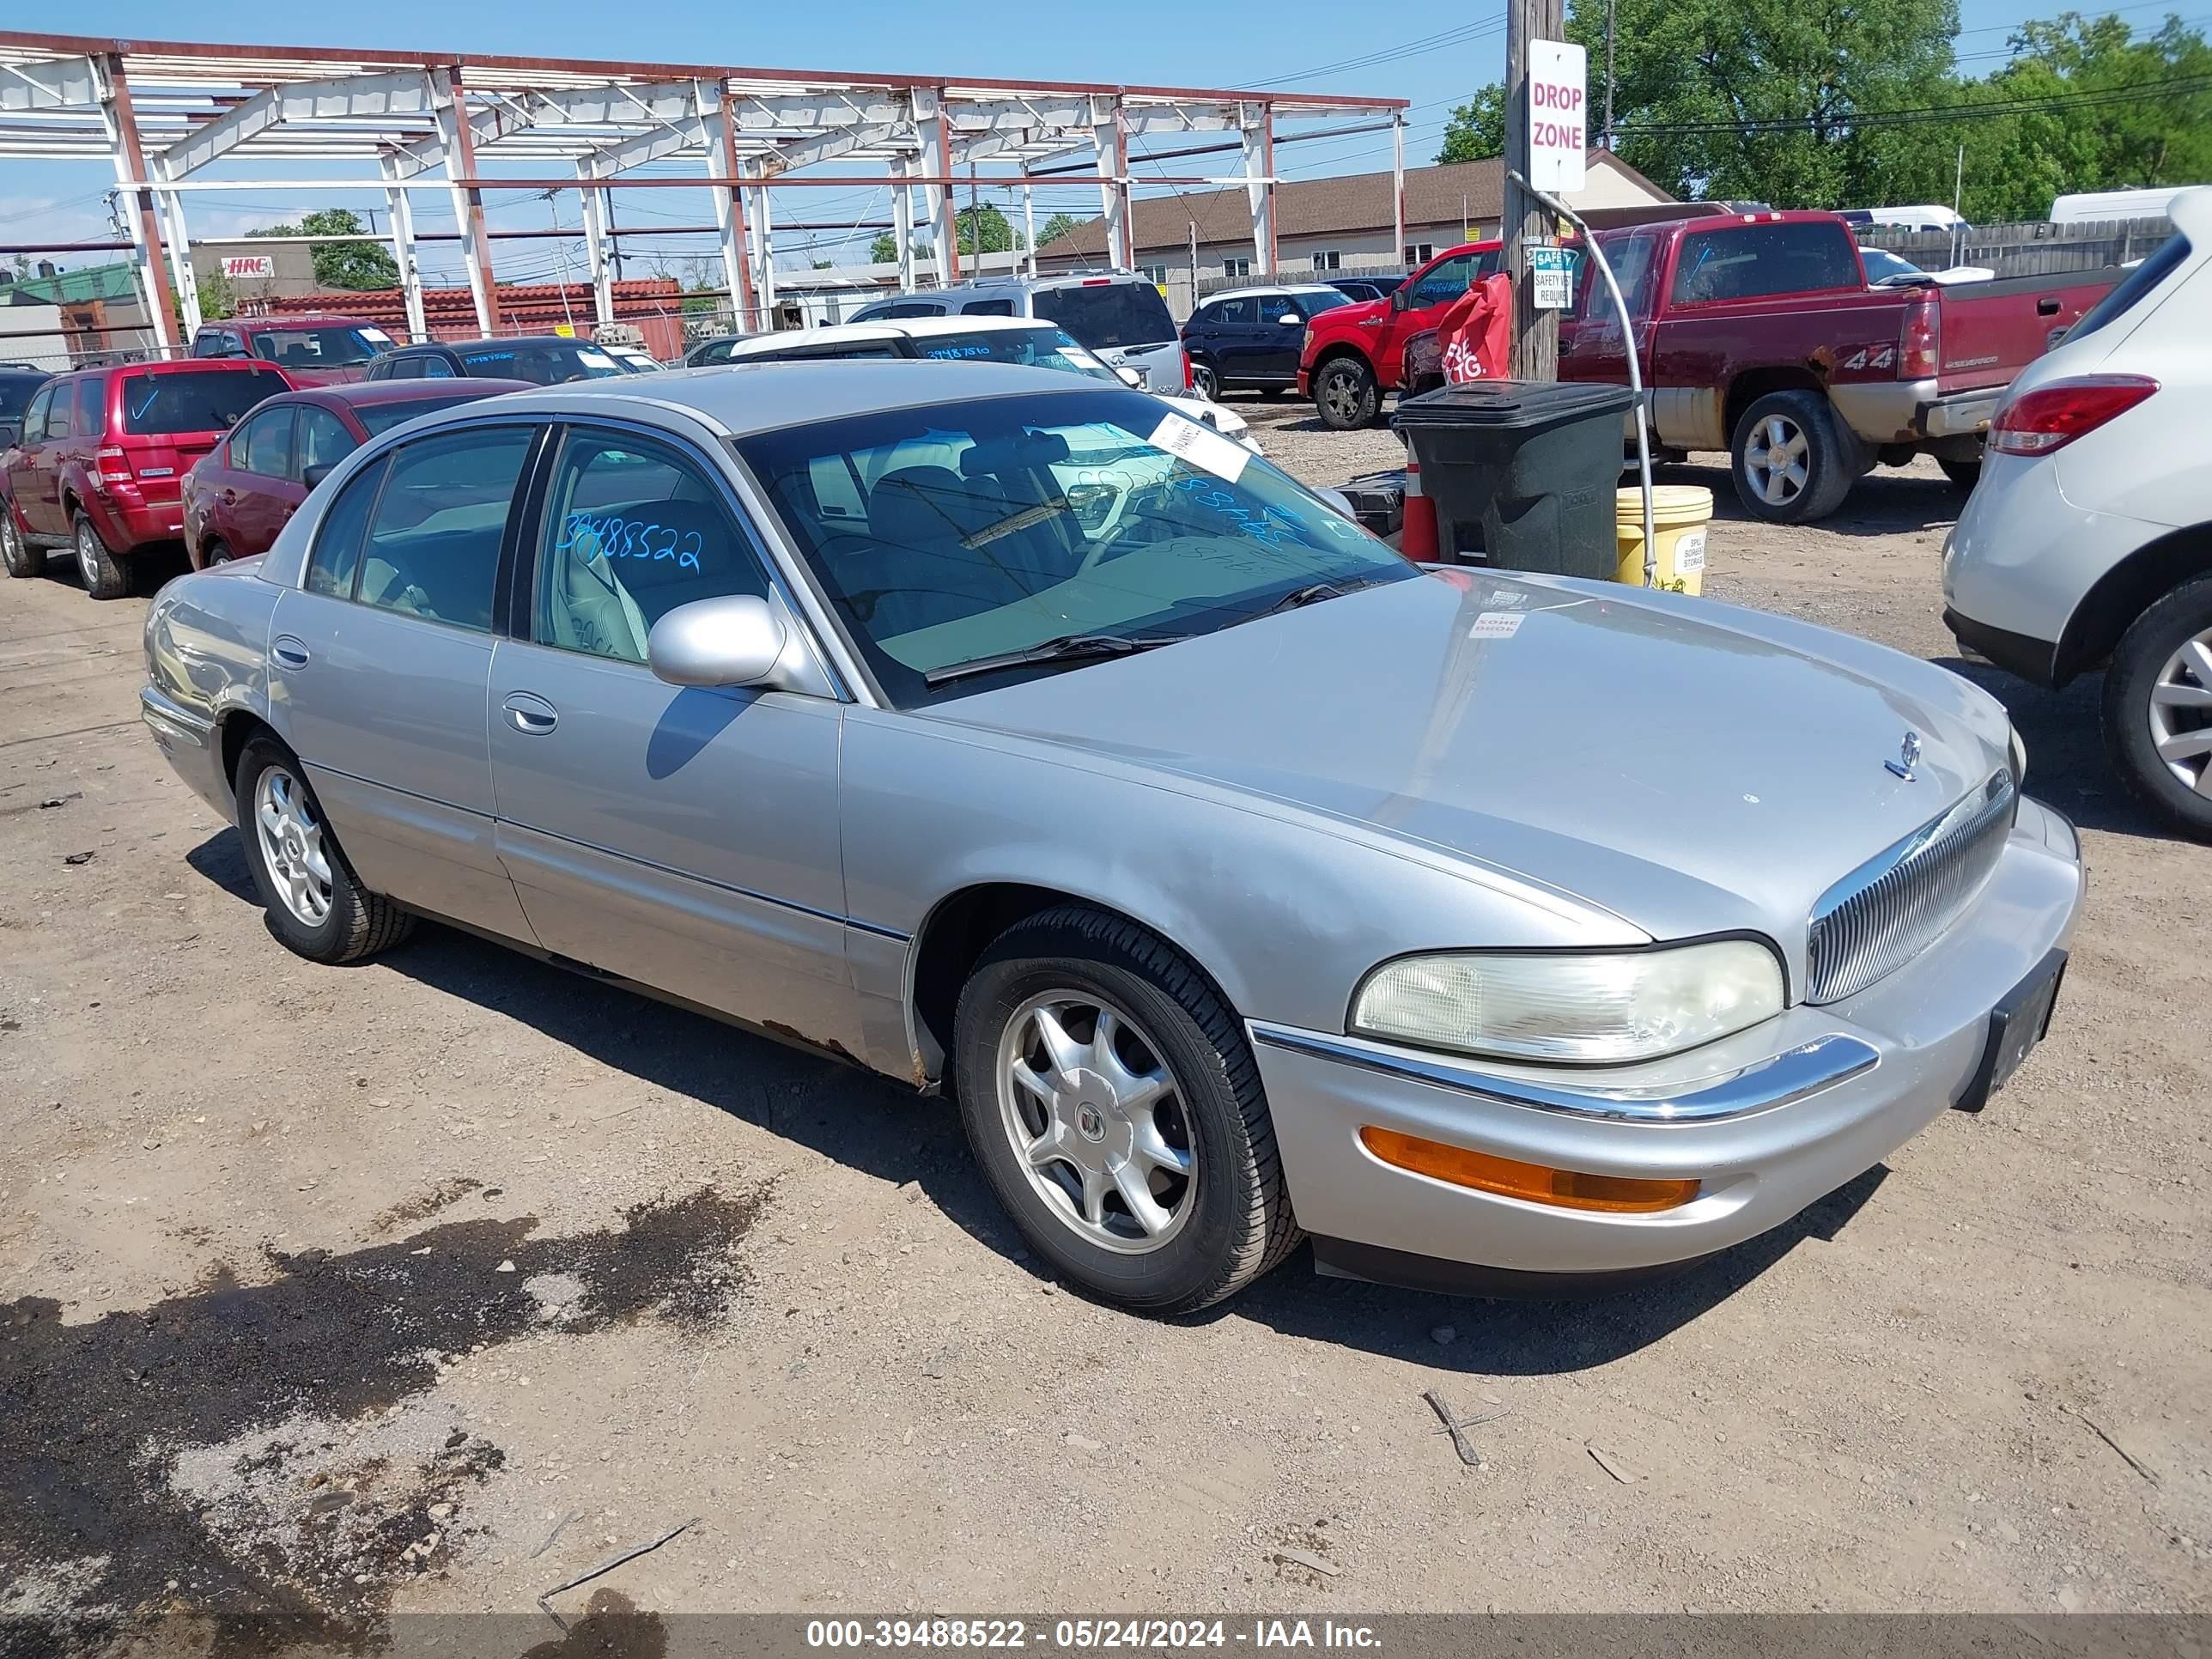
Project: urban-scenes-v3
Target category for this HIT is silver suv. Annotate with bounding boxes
[852,274,1185,394]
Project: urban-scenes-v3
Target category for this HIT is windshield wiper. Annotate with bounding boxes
[924,632,1186,687]
[1248,574,1395,621]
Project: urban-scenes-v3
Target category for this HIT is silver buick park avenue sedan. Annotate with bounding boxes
[140,362,2082,1315]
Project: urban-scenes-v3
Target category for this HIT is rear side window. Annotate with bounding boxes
[1671,222,1862,304]
[306,453,387,599]
[74,380,107,440]
[119,368,288,435]
[1032,282,1176,348]
[963,300,1016,317]
[2067,232,2191,345]
[1215,297,1255,325]
[236,408,295,477]
[43,388,73,441]
[357,426,535,632]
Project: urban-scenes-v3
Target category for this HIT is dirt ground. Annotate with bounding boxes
[2,398,2208,1652]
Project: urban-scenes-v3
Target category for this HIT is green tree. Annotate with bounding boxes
[1036,211,1085,248]
[251,207,399,291]
[1562,0,1964,207]
[196,265,236,322]
[870,231,901,264]
[1437,86,1508,163]
[955,204,1018,256]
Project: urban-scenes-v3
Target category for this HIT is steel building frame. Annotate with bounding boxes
[0,32,1407,351]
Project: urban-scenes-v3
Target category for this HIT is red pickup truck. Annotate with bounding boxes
[1305,210,2119,522]
[185,315,399,386]
[1299,240,1503,428]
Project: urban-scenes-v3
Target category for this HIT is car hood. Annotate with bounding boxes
[920,571,2014,959]
[1303,296,1386,349]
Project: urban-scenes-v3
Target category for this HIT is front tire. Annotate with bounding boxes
[233,738,415,963]
[1188,359,1220,401]
[2103,578,2212,841]
[1312,357,1380,431]
[1729,390,1855,523]
[952,906,1300,1314]
[71,511,130,599]
[1,506,44,579]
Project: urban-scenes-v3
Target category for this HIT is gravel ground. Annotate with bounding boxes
[2,402,2207,1650]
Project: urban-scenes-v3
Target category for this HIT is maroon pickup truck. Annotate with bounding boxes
[1558,211,2118,521]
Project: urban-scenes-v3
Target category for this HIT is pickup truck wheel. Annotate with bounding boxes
[1730,391,1854,524]
[2102,580,2212,841]
[234,738,416,963]
[71,511,131,600]
[202,538,235,568]
[1,507,44,579]
[1188,359,1220,401]
[952,905,1301,1314]
[1313,358,1380,431]
[1937,457,1983,491]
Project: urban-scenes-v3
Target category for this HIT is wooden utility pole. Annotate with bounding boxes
[1503,0,1565,380]
[1603,0,1618,149]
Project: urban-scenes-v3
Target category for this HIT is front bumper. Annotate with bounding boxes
[1248,797,2082,1285]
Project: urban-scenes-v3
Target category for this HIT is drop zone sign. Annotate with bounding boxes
[1527,40,1588,194]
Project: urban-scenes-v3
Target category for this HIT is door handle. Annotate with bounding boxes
[271,636,310,668]
[502,692,558,735]
[2037,296,2061,316]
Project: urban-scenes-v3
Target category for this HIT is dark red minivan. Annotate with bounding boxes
[179,379,532,567]
[1,359,291,598]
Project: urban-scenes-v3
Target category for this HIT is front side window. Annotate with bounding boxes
[119,368,288,435]
[305,453,386,599]
[736,388,1411,706]
[416,357,456,380]
[356,426,534,631]
[535,428,770,664]
[299,406,356,475]
[1579,231,1663,320]
[21,388,51,442]
[236,408,295,477]
[1408,254,1477,309]
[1295,289,1351,317]
[1671,222,1862,304]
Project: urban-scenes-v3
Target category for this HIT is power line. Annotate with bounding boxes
[1618,72,2212,136]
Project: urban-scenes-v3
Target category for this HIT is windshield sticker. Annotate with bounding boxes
[558,510,703,573]
[577,349,617,369]
[1469,611,1526,639]
[358,326,393,343]
[1147,411,1250,484]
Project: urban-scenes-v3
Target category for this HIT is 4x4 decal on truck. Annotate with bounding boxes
[1839,344,1898,372]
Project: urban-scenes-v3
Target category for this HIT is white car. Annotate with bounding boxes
[1943,186,2212,836]
[710,314,1259,453]
[604,345,666,372]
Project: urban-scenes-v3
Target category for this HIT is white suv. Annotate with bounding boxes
[1943,187,2212,836]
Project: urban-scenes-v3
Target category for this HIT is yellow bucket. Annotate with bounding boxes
[1615,484,1713,594]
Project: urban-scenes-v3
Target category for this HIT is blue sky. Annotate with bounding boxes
[3,0,2194,284]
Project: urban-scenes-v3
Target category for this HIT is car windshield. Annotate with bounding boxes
[119,368,289,435]
[1299,289,1352,315]
[458,343,626,384]
[735,387,1412,705]
[909,325,1106,378]
[251,325,392,368]
[1859,247,1928,283]
[356,393,497,436]
[1032,282,1176,349]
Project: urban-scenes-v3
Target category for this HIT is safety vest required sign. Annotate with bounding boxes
[1527,40,1588,194]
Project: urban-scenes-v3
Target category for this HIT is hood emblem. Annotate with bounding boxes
[1886,731,1923,781]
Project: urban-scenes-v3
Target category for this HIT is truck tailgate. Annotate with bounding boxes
[1935,268,2120,394]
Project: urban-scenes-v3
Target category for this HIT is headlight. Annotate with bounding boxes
[1349,940,1785,1065]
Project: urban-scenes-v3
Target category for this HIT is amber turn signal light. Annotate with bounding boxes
[1358,1126,1700,1214]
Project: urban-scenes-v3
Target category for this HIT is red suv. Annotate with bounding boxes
[1,359,291,598]
[187,316,398,386]
[1297,240,1503,428]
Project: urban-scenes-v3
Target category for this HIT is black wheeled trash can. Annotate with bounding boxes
[1391,380,1635,576]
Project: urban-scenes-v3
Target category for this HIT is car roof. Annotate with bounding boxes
[1200,284,1350,304]
[283,378,538,407]
[402,337,587,351]
[726,314,1060,356]
[232,315,381,328]
[451,358,1110,438]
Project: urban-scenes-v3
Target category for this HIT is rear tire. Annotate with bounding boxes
[202,538,234,568]
[1937,456,1983,491]
[1313,357,1380,431]
[1729,390,1855,524]
[233,738,416,963]
[2102,578,2212,842]
[71,510,130,600]
[1,506,44,579]
[1188,359,1220,401]
[952,905,1300,1315]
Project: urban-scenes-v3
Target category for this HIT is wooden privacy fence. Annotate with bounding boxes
[1859,217,2171,276]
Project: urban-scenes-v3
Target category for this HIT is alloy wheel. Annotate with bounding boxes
[994,991,1197,1254]
[75,520,101,586]
[2148,630,2212,797]
[1,514,21,573]
[1320,367,1366,423]
[1744,414,1810,507]
[1190,362,1219,400]
[254,766,335,927]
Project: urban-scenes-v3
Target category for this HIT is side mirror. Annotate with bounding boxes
[1114,365,1145,388]
[1390,288,1411,313]
[302,463,336,489]
[1276,313,1301,327]
[647,594,787,689]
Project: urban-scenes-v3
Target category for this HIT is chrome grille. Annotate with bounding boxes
[1806,770,2017,1004]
